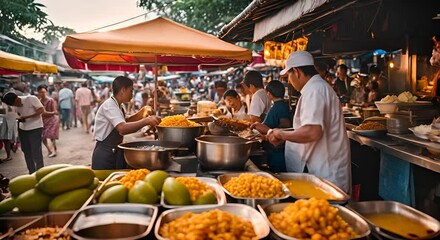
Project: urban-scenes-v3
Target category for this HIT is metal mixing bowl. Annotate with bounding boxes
[118,141,182,170]
[195,135,255,170]
[156,125,205,153]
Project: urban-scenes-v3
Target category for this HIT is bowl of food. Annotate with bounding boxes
[352,122,387,137]
[409,124,432,140]
[156,115,205,154]
[374,101,398,114]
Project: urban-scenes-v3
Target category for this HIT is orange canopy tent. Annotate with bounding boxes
[62,16,252,111]
[0,50,58,74]
[62,16,252,71]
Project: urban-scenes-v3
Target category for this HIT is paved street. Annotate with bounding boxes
[0,125,96,180]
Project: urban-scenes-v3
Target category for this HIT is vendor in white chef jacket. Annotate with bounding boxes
[267,51,351,192]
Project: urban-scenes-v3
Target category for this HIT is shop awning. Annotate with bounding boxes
[0,50,58,74]
[62,16,252,70]
[218,0,360,43]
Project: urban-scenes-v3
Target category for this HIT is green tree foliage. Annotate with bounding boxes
[0,0,74,43]
[138,0,252,35]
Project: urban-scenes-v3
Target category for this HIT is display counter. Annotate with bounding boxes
[348,129,440,220]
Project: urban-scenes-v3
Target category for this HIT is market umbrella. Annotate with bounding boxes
[62,16,252,112]
[0,50,58,74]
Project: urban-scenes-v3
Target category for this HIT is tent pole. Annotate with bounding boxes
[154,56,159,116]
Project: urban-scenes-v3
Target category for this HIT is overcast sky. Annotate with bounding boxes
[36,0,151,33]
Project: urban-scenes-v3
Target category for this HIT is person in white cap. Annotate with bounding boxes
[267,51,351,192]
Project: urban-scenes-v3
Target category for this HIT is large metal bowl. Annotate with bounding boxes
[195,135,255,170]
[118,141,182,170]
[156,125,205,153]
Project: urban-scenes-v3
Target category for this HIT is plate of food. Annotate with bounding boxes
[409,124,432,140]
[352,122,387,137]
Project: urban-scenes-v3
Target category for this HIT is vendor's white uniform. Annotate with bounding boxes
[248,89,271,119]
[92,96,126,169]
[285,75,351,192]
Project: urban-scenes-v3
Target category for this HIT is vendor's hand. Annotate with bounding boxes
[145,116,161,127]
[267,129,284,146]
[250,122,260,130]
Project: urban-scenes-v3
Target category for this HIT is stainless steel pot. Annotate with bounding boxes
[118,141,183,170]
[156,125,205,153]
[195,135,255,170]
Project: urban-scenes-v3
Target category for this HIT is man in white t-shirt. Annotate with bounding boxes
[242,70,271,123]
[75,83,94,134]
[2,92,44,174]
[267,51,351,192]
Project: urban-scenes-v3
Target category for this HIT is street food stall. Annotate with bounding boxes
[4,2,440,239]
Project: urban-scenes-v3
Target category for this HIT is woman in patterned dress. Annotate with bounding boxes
[38,85,59,158]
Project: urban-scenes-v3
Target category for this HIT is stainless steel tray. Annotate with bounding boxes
[155,203,270,239]
[274,172,349,204]
[0,215,42,240]
[10,211,75,239]
[258,202,370,240]
[218,172,290,208]
[69,203,158,240]
[347,201,440,239]
[160,177,226,208]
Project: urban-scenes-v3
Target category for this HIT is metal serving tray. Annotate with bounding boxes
[154,203,270,239]
[69,203,158,240]
[274,173,349,204]
[258,202,370,240]
[10,211,75,239]
[347,201,440,239]
[160,176,226,208]
[217,172,290,208]
[0,215,42,240]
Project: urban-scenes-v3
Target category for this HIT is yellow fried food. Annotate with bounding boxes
[175,177,213,202]
[216,117,250,131]
[354,122,386,130]
[159,115,199,127]
[224,173,285,198]
[118,169,150,189]
[268,198,356,240]
[159,209,257,240]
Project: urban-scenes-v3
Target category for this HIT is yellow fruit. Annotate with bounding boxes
[49,188,93,211]
[37,166,95,195]
[88,177,100,190]
[0,197,15,214]
[162,177,191,205]
[9,174,37,197]
[95,181,122,200]
[144,170,168,193]
[98,185,127,203]
[128,181,158,204]
[35,164,72,181]
[16,189,52,213]
[193,191,217,205]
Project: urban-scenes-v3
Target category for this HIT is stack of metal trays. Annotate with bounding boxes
[347,201,440,239]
